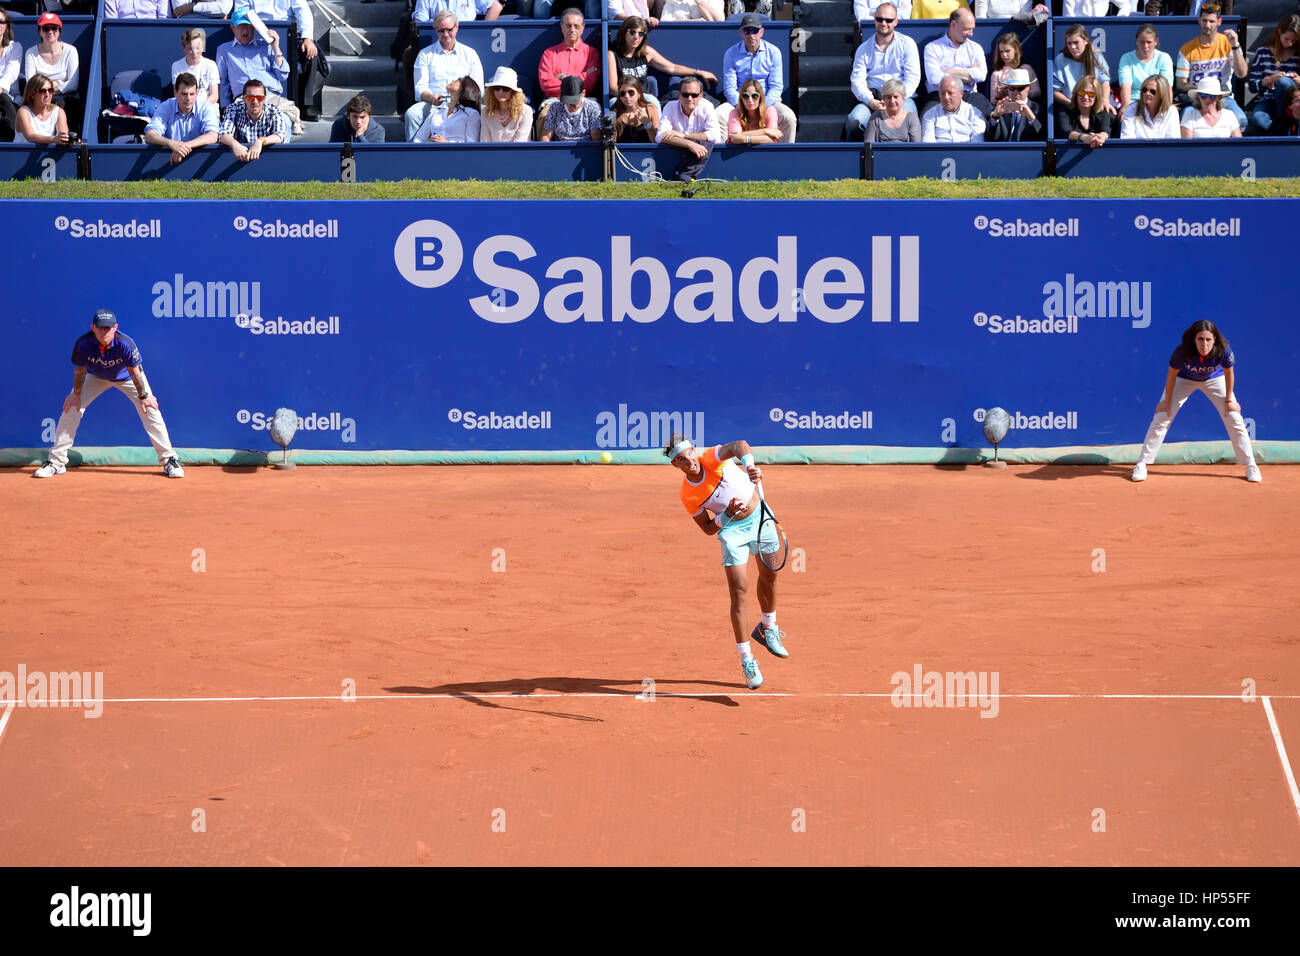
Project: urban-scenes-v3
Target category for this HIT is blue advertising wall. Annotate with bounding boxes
[3,199,1295,457]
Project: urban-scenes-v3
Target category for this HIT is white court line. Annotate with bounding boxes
[0,702,14,743]
[10,692,1300,705]
[1262,697,1300,825]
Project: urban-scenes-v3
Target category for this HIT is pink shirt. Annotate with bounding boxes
[728,105,778,136]
[537,41,599,99]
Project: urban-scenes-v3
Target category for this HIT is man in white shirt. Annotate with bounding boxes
[845,3,921,139]
[922,74,986,141]
[657,75,724,181]
[411,0,502,23]
[853,0,912,20]
[403,11,485,140]
[922,7,991,117]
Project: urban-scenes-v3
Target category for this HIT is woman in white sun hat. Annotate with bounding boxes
[481,66,534,142]
[1180,75,1242,138]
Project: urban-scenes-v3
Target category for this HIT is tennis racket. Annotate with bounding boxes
[755,479,789,573]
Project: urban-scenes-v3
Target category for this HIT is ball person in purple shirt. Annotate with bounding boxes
[1132,320,1260,483]
[33,309,184,479]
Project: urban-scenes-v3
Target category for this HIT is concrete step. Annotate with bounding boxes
[317,0,416,32]
[797,22,860,56]
[798,53,852,86]
[794,0,854,27]
[324,83,399,116]
[321,52,400,89]
[797,116,848,142]
[796,84,856,114]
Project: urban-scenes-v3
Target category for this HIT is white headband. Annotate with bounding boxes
[668,439,694,461]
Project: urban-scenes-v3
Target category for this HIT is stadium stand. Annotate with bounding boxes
[0,1,1296,180]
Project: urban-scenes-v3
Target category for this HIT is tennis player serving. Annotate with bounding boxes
[665,435,789,691]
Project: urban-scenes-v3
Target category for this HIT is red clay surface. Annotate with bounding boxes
[1,462,1297,865]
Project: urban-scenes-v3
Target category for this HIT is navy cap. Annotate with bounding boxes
[560,75,584,104]
[93,309,118,328]
[740,12,763,29]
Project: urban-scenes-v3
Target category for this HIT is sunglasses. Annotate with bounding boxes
[1201,2,1220,12]
[742,27,760,35]
[244,94,265,103]
[628,29,646,36]
[1142,87,1158,94]
[436,26,455,34]
[618,89,639,97]
[1077,90,1097,98]
[1197,93,1218,99]
[740,92,761,100]
[874,16,896,22]
[40,25,60,33]
[680,91,701,98]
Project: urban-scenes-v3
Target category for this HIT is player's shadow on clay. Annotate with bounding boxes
[385,677,743,712]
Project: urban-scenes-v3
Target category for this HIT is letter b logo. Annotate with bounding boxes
[394,219,464,288]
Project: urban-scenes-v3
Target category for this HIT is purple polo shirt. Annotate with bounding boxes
[72,330,141,382]
[1170,344,1234,382]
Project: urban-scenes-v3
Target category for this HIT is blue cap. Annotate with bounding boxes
[92,309,117,328]
[231,9,252,26]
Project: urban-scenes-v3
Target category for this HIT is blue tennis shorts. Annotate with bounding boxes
[718,507,781,567]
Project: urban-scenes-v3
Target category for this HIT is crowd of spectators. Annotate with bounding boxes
[1,0,1296,156]
[844,3,1300,143]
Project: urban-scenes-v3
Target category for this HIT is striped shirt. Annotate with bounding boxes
[1247,46,1300,108]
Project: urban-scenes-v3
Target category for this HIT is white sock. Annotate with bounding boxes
[737,641,753,661]
[761,612,777,629]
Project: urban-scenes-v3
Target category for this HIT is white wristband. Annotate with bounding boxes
[714,513,726,528]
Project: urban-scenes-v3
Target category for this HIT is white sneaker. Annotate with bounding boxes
[163,456,185,479]
[1246,464,1262,483]
[1131,461,1147,482]
[33,461,65,478]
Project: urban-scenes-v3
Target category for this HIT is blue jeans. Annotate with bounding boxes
[1221,95,1247,131]
[535,0,602,17]
[1249,76,1296,134]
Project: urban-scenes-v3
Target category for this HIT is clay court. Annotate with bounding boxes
[2,462,1297,866]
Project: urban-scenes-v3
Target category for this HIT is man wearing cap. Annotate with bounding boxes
[331,94,385,143]
[540,74,601,140]
[403,11,484,141]
[218,77,289,159]
[1175,3,1247,127]
[921,74,985,141]
[34,310,183,480]
[717,13,796,142]
[845,3,921,140]
[663,435,789,692]
[216,8,302,133]
[143,72,220,163]
[922,7,991,118]
[985,68,1039,141]
[232,0,326,122]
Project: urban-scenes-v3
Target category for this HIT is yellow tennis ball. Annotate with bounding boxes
[599,451,613,464]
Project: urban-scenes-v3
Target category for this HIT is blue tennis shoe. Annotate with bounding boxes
[741,656,763,690]
[751,623,789,659]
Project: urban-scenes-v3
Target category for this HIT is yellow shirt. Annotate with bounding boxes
[912,0,969,18]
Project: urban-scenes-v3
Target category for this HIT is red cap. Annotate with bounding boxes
[36,12,63,28]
